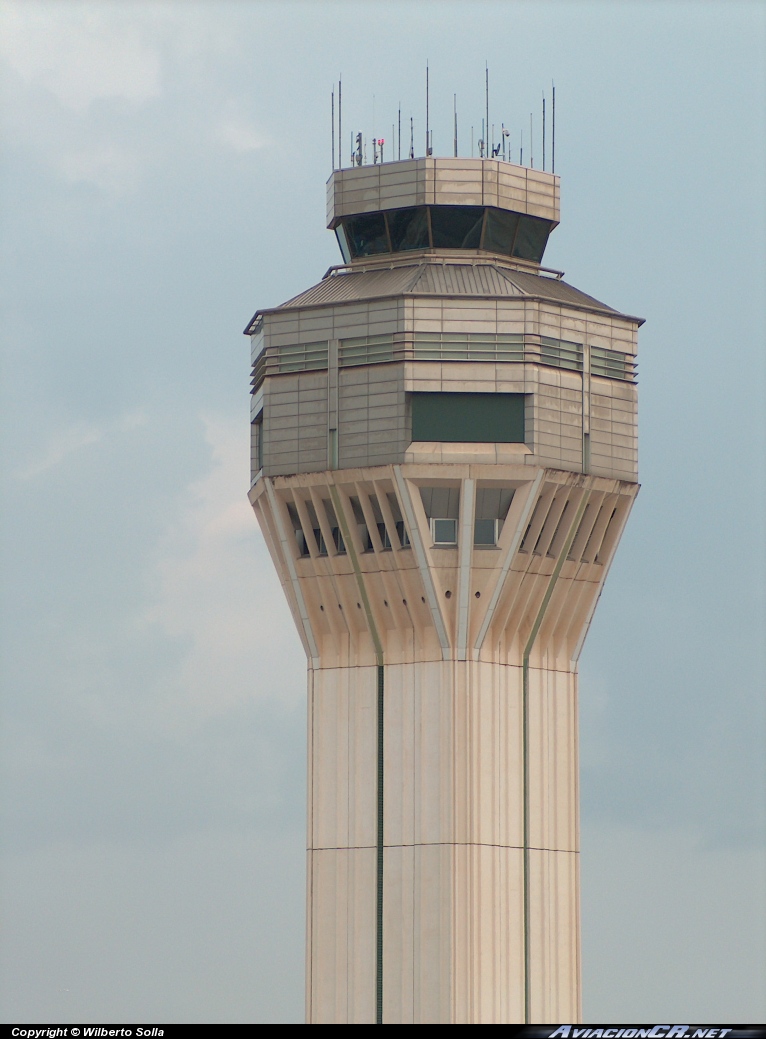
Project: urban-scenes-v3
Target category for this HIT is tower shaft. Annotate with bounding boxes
[251,464,636,1022]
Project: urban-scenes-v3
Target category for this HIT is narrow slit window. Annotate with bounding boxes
[251,411,264,474]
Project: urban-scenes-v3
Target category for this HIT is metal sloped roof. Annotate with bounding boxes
[245,259,633,332]
[496,268,618,314]
[278,264,425,308]
[413,262,526,298]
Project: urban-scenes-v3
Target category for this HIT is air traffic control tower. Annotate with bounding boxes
[246,156,641,1024]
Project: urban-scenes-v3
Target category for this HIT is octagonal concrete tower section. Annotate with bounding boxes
[246,157,641,1024]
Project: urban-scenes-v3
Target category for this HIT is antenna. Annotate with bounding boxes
[530,112,533,168]
[398,104,401,160]
[480,118,484,158]
[355,131,362,167]
[331,87,335,171]
[485,63,489,161]
[409,116,414,159]
[454,93,458,157]
[502,124,510,162]
[338,78,342,169]
[542,93,546,172]
[471,125,474,158]
[425,63,430,156]
[520,128,523,167]
[552,81,556,174]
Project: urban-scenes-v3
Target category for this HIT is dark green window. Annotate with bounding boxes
[344,212,389,256]
[484,208,519,254]
[513,215,551,261]
[411,392,525,443]
[336,206,553,262]
[430,205,484,249]
[388,207,430,251]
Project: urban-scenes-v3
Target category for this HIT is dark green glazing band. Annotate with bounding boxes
[335,204,553,264]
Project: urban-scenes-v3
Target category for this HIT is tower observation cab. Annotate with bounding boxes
[247,155,641,1024]
[334,198,554,264]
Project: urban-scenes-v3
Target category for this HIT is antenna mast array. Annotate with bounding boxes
[425,64,429,157]
[485,64,489,158]
[552,82,556,174]
[330,69,558,173]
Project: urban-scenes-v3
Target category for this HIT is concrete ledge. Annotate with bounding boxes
[405,441,532,465]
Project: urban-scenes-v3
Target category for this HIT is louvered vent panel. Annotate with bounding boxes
[591,345,637,382]
[339,334,395,367]
[540,337,584,372]
[412,331,524,363]
[278,341,329,373]
[250,350,267,393]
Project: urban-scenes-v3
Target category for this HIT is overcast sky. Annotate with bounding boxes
[1,0,764,1024]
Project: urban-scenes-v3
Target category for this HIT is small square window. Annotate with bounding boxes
[431,518,458,545]
[474,518,499,546]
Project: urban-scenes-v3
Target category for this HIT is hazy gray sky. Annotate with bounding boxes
[1,0,764,1024]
